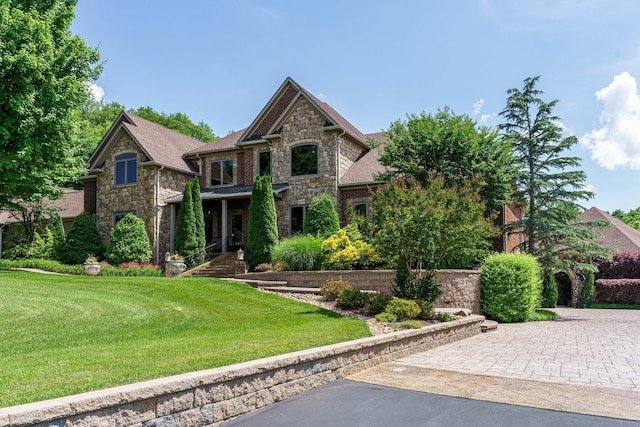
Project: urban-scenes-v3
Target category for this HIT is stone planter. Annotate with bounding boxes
[167,260,186,277]
[83,262,101,276]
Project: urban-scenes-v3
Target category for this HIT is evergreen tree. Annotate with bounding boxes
[191,177,206,265]
[499,76,612,285]
[174,182,199,267]
[59,212,103,264]
[303,193,340,238]
[105,213,152,266]
[541,268,558,308]
[41,227,54,259]
[50,213,66,260]
[247,175,278,268]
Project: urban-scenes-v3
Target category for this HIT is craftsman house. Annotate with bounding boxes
[82,77,519,264]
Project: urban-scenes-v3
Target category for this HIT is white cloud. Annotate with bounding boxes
[87,82,105,102]
[580,72,640,170]
[317,92,327,102]
[473,98,484,115]
[582,184,597,194]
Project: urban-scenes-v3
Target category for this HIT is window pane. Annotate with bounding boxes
[115,161,125,185]
[290,206,306,235]
[222,160,233,185]
[353,203,367,217]
[259,151,271,176]
[291,145,318,176]
[211,161,221,186]
[126,157,137,184]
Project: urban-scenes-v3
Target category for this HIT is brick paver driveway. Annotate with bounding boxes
[398,307,640,390]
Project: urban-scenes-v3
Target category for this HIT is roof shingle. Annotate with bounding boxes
[577,207,640,253]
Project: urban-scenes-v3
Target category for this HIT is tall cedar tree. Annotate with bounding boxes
[50,213,66,260]
[174,182,199,267]
[59,211,103,265]
[247,175,279,268]
[374,108,515,216]
[0,0,101,210]
[303,194,340,238]
[499,76,612,306]
[191,177,206,265]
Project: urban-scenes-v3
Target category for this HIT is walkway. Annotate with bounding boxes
[228,308,640,425]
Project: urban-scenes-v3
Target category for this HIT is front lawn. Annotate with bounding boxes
[0,269,370,407]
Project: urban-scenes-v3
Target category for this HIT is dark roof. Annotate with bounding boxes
[166,183,289,203]
[185,128,246,156]
[89,112,205,174]
[0,189,84,225]
[577,207,640,253]
[340,133,388,185]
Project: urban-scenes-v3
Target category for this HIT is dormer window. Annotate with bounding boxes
[114,153,137,186]
[291,144,318,177]
[211,159,234,186]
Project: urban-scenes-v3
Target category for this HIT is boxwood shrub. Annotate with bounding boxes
[480,253,541,322]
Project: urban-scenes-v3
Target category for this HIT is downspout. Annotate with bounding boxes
[155,165,165,264]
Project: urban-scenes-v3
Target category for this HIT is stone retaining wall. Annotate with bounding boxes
[237,269,482,313]
[0,316,483,427]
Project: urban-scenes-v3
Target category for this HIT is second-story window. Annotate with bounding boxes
[259,151,271,176]
[211,159,233,186]
[114,153,137,186]
[291,144,318,177]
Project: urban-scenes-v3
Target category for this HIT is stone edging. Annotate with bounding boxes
[0,315,484,427]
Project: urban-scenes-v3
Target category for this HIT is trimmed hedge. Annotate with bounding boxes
[594,252,640,279]
[105,213,152,266]
[595,279,640,305]
[480,253,541,322]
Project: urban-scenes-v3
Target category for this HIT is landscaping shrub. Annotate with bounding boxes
[303,193,340,238]
[320,280,353,301]
[594,252,640,279]
[383,299,421,321]
[59,212,104,265]
[578,268,595,308]
[399,320,423,329]
[271,235,323,270]
[436,312,453,322]
[595,279,640,305]
[480,253,541,322]
[321,228,381,270]
[336,288,369,309]
[99,261,163,277]
[0,258,83,274]
[392,261,442,303]
[366,294,392,315]
[191,177,206,266]
[248,175,279,268]
[375,312,397,323]
[105,213,152,266]
[541,268,558,308]
[50,213,66,260]
[415,299,436,320]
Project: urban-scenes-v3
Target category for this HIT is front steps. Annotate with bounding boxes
[180,252,238,278]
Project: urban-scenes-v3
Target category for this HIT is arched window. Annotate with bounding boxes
[114,153,137,185]
[291,144,318,176]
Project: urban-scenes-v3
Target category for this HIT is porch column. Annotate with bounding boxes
[221,199,228,253]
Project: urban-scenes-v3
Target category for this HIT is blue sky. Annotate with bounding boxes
[71,0,640,212]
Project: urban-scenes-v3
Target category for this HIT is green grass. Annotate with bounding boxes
[527,309,560,321]
[0,269,370,407]
[590,302,640,310]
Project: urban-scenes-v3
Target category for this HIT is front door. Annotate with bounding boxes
[229,213,243,250]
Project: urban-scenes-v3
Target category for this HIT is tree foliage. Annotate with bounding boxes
[50,213,66,260]
[174,182,199,267]
[374,108,515,216]
[59,211,103,265]
[247,175,278,268]
[0,0,101,210]
[104,213,152,266]
[499,76,612,277]
[191,177,206,266]
[611,207,640,231]
[303,193,340,238]
[131,106,218,142]
[372,177,497,300]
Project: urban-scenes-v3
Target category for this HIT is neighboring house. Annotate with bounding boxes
[577,207,640,253]
[0,188,84,258]
[83,76,520,264]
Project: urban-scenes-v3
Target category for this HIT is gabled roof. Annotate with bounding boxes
[88,112,205,173]
[340,132,387,185]
[577,207,640,253]
[185,128,246,156]
[238,77,368,146]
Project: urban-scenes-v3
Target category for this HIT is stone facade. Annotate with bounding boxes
[0,316,483,427]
